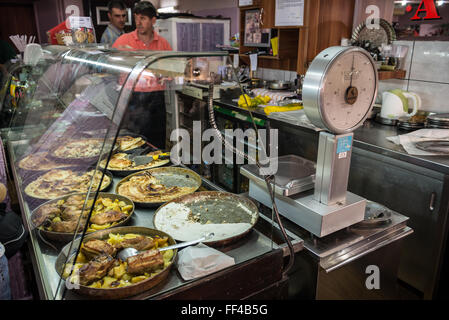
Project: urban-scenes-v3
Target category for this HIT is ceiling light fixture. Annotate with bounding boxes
[157,6,179,13]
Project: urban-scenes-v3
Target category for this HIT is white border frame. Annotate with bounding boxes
[95,6,132,26]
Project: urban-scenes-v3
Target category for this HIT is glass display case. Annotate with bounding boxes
[1,46,301,300]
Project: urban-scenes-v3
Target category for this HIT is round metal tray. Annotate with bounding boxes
[115,166,202,208]
[375,114,398,126]
[426,124,449,129]
[268,80,292,90]
[48,138,118,164]
[153,191,259,247]
[102,159,171,177]
[397,118,425,131]
[30,192,135,243]
[55,226,177,299]
[23,168,114,210]
[427,113,449,123]
[426,113,449,128]
[17,152,78,172]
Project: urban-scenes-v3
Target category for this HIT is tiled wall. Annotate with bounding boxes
[253,68,298,83]
[378,40,449,113]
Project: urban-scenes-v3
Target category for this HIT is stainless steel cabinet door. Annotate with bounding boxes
[349,148,448,299]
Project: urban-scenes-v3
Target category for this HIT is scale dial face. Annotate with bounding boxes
[303,47,378,134]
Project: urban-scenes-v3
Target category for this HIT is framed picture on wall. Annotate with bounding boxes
[243,9,271,47]
[95,6,132,26]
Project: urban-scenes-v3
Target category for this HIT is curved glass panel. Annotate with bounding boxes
[2,46,285,300]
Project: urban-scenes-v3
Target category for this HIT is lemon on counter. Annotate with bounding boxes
[264,104,303,115]
[238,94,271,108]
[238,94,253,108]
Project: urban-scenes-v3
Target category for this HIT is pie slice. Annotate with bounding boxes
[117,136,145,151]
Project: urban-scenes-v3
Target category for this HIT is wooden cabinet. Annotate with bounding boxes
[239,28,299,72]
[238,0,356,74]
[302,0,356,72]
[260,0,275,28]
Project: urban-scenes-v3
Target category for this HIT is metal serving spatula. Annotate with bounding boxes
[131,152,171,167]
[126,146,170,166]
[117,233,215,261]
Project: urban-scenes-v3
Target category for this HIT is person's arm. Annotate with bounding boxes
[100,29,109,44]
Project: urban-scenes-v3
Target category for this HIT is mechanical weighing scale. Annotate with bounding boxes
[241,46,379,237]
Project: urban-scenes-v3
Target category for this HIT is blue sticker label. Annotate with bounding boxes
[337,136,352,154]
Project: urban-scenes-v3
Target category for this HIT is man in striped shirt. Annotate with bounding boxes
[100,0,127,45]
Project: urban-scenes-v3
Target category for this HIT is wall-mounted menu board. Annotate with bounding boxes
[275,0,304,27]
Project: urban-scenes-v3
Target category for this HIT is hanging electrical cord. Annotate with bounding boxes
[207,81,295,277]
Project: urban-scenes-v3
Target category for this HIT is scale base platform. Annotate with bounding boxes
[249,181,366,238]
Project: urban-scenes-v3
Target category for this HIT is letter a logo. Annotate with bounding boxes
[365,265,380,290]
[410,0,441,20]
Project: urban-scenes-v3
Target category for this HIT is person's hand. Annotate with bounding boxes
[0,183,6,203]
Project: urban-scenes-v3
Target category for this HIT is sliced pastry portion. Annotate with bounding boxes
[18,152,75,171]
[100,150,169,172]
[117,171,198,204]
[116,135,146,151]
[24,169,111,200]
[51,138,116,160]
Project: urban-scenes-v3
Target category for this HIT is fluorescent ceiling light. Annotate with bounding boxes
[157,6,178,13]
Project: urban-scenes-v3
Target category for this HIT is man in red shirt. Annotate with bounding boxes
[113,1,171,51]
[113,1,172,149]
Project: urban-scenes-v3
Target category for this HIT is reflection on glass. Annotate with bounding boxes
[1,46,276,300]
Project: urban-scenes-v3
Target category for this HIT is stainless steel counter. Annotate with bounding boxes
[214,98,268,120]
[353,120,449,175]
[214,97,449,175]
[212,100,439,298]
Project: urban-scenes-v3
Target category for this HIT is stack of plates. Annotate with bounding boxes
[375,114,398,126]
[397,116,425,131]
[426,113,449,129]
[415,140,449,154]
